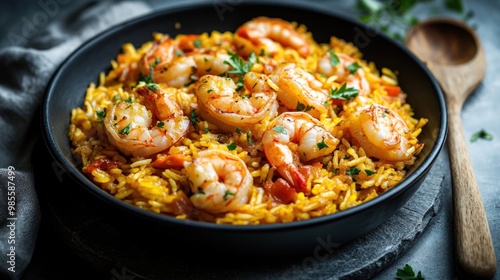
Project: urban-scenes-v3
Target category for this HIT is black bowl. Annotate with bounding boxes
[41,1,447,258]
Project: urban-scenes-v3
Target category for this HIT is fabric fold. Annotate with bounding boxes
[0,1,151,279]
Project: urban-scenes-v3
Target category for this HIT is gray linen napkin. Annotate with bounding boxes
[0,1,150,279]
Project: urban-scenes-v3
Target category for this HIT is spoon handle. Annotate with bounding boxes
[447,108,497,278]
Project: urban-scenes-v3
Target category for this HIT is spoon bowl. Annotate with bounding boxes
[406,18,496,279]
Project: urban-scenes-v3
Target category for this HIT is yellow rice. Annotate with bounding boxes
[68,18,427,225]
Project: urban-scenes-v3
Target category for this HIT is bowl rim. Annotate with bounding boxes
[41,0,448,232]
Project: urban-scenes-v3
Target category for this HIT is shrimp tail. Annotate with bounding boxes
[277,165,308,194]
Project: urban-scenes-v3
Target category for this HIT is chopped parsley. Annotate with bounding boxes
[227,142,237,151]
[328,49,340,66]
[137,72,153,85]
[471,129,493,142]
[273,125,287,134]
[365,169,376,175]
[346,167,360,175]
[317,139,329,150]
[223,190,235,200]
[193,38,202,48]
[346,62,361,74]
[157,121,165,128]
[119,123,131,135]
[147,83,159,91]
[296,101,313,112]
[246,130,253,145]
[189,110,198,127]
[96,108,106,123]
[330,83,359,101]
[396,264,425,280]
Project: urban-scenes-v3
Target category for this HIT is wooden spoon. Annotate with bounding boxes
[405,18,496,279]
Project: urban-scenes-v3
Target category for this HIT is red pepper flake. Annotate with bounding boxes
[85,158,117,174]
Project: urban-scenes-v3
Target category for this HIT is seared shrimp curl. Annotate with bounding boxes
[262,112,339,193]
[139,37,231,88]
[317,52,371,97]
[270,63,329,118]
[347,104,416,161]
[184,150,253,214]
[234,16,311,58]
[103,87,190,157]
[194,72,279,133]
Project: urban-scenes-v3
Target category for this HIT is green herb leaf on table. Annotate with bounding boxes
[396,264,425,280]
[471,129,493,142]
[355,0,472,41]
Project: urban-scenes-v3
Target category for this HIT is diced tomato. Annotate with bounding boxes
[293,163,322,193]
[263,179,297,204]
[151,154,190,169]
[330,99,345,106]
[85,158,117,174]
[171,192,195,216]
[382,85,401,97]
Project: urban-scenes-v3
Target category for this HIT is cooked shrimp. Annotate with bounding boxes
[234,17,311,58]
[153,55,198,88]
[139,37,233,88]
[347,104,415,161]
[103,87,190,157]
[136,86,183,120]
[194,72,279,133]
[270,62,329,118]
[262,112,339,193]
[184,149,253,214]
[140,36,177,75]
[176,34,202,53]
[317,51,370,97]
[139,36,197,88]
[191,52,232,78]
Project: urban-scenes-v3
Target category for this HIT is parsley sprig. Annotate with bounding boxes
[330,83,359,101]
[356,0,474,41]
[328,49,340,66]
[224,51,256,90]
[396,264,425,280]
[346,62,362,75]
[96,108,106,123]
[224,51,256,75]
